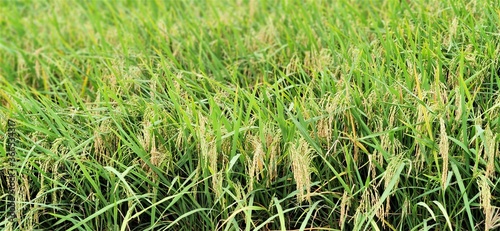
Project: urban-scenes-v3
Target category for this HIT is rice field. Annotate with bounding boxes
[1,0,500,230]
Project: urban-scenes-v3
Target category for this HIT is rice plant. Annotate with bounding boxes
[1,0,499,230]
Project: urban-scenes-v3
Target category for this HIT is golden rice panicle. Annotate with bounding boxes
[339,190,350,229]
[197,112,209,170]
[252,135,265,180]
[265,126,281,186]
[354,187,384,226]
[247,134,265,192]
[93,119,118,165]
[478,175,493,230]
[484,126,495,179]
[439,118,449,188]
[289,137,314,203]
[414,102,428,170]
[197,113,220,196]
[139,108,154,171]
[381,154,404,223]
[454,88,462,122]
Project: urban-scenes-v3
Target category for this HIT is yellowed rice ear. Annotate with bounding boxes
[454,87,462,121]
[484,126,495,179]
[93,119,118,165]
[197,112,208,169]
[267,130,281,186]
[247,134,264,192]
[139,119,152,154]
[197,112,220,196]
[379,153,405,225]
[289,137,313,203]
[443,17,459,49]
[247,124,282,191]
[339,190,350,229]
[414,99,429,171]
[439,118,449,188]
[354,187,384,226]
[252,135,265,180]
[478,175,494,230]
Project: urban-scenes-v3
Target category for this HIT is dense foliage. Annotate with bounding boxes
[1,0,499,230]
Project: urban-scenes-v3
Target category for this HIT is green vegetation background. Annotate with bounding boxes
[1,0,499,230]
